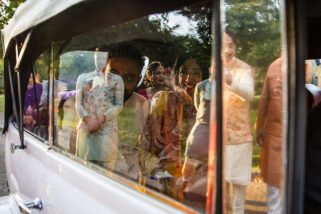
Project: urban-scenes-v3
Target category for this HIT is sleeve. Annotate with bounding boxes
[58,90,77,100]
[256,73,269,132]
[75,75,89,121]
[194,83,201,110]
[174,86,193,104]
[39,81,48,106]
[230,68,254,101]
[104,75,124,122]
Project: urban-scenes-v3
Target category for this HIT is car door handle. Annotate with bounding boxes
[18,198,43,214]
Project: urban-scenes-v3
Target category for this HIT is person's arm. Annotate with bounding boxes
[75,75,89,121]
[194,82,201,110]
[101,75,124,123]
[229,68,254,101]
[58,90,77,100]
[256,74,270,146]
[174,86,193,104]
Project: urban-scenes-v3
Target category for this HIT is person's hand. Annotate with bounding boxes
[83,116,100,133]
[164,69,175,90]
[256,130,264,147]
[23,115,34,126]
[224,70,233,85]
[98,115,106,125]
[26,105,33,116]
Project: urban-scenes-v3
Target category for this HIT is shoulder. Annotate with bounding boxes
[77,71,95,82]
[107,72,124,86]
[131,92,148,104]
[79,70,96,78]
[107,72,123,80]
[235,58,252,71]
[197,79,210,91]
[267,58,282,76]
[153,90,177,99]
[152,91,174,103]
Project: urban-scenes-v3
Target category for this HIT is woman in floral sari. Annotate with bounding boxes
[142,58,203,177]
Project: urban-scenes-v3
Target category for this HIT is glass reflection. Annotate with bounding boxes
[222,0,285,213]
[54,2,214,212]
[223,32,254,214]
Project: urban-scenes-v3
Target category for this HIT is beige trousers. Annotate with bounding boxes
[226,183,247,214]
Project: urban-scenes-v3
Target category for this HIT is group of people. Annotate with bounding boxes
[23,31,285,213]
[73,43,212,207]
[73,32,256,213]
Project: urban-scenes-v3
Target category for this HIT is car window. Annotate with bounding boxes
[53,2,214,212]
[22,50,50,140]
[221,0,287,213]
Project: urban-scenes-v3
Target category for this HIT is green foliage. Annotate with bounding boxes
[0,0,24,30]
[222,0,282,100]
[225,0,281,69]
[178,4,212,78]
[0,94,4,112]
[0,58,3,75]
[0,0,24,62]
[58,51,95,89]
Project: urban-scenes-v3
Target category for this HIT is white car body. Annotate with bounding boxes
[4,121,187,213]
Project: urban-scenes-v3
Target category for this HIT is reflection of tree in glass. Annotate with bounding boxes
[59,51,96,89]
[224,0,281,103]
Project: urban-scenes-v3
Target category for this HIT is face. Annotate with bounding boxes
[222,33,236,64]
[151,65,167,87]
[178,59,202,96]
[106,57,141,93]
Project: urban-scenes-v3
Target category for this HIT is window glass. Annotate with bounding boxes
[53,2,214,212]
[221,0,286,213]
[23,50,50,139]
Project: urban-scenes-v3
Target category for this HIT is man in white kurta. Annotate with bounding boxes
[223,32,254,214]
[75,69,124,169]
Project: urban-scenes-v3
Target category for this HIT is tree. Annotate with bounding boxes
[0,0,24,30]
[225,0,281,69]
[224,0,281,99]
[0,0,24,71]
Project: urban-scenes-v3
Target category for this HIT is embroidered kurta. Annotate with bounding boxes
[224,57,254,145]
[256,58,283,187]
[224,57,254,186]
[76,70,124,163]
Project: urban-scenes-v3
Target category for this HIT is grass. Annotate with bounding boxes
[0,95,4,112]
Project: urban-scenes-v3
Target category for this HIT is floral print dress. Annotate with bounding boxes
[76,70,124,165]
[143,88,193,176]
